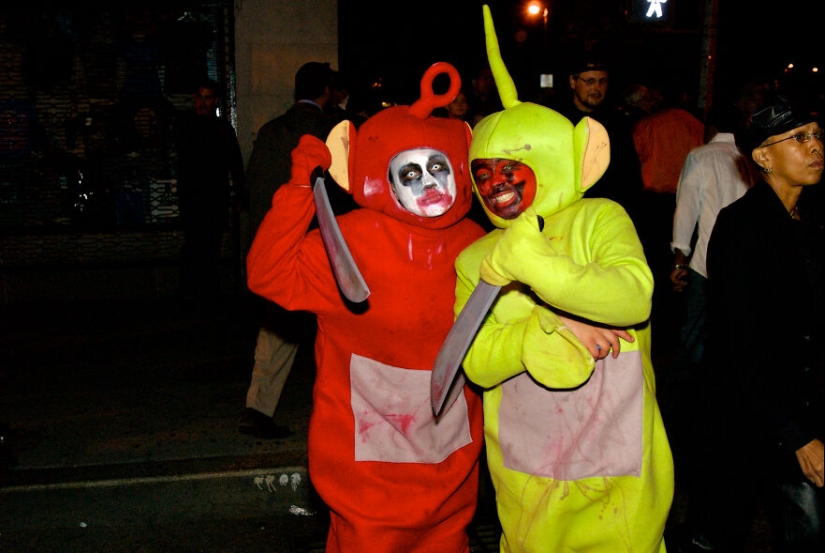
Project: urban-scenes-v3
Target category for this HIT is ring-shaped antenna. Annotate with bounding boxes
[409,62,462,119]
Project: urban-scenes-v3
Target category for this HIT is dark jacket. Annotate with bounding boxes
[705,180,824,481]
[172,111,245,215]
[246,102,336,237]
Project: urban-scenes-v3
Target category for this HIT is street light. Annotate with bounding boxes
[525,2,549,47]
[525,2,553,97]
[526,1,549,32]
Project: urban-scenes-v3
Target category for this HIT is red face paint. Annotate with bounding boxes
[471,158,537,219]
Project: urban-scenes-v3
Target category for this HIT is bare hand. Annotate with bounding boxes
[795,439,825,487]
[559,316,634,360]
[669,267,688,292]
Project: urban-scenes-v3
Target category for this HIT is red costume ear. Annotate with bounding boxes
[326,120,357,193]
[409,62,462,119]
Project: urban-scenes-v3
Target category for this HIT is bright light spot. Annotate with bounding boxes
[788,63,795,70]
[645,0,668,19]
[527,2,541,16]
[813,67,819,73]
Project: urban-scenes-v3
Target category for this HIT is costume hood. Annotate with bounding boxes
[470,5,610,229]
[326,63,474,229]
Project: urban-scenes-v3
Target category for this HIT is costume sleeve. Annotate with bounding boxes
[457,244,595,390]
[246,182,341,314]
[481,204,653,326]
[671,151,704,256]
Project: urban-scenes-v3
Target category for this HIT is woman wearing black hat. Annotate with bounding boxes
[679,96,824,552]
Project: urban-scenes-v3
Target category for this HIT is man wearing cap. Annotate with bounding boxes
[552,51,644,225]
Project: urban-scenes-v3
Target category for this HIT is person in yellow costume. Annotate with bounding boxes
[453,6,675,552]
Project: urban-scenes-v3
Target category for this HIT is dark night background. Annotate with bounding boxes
[339,0,823,111]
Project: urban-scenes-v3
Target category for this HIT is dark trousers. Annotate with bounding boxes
[179,197,227,299]
[679,269,708,366]
[684,421,824,552]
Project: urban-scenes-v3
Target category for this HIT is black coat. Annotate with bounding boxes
[172,111,245,217]
[245,102,337,237]
[704,180,824,482]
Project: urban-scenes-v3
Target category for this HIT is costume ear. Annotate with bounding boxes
[326,120,355,192]
[574,116,610,192]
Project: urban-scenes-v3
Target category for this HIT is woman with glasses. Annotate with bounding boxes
[682,96,824,552]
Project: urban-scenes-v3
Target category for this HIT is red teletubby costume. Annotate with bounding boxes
[247,63,485,552]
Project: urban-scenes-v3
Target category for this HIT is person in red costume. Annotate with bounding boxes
[246,63,486,552]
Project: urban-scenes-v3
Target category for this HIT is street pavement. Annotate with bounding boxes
[0,292,773,552]
[0,293,501,552]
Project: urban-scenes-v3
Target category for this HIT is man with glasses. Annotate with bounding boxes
[552,52,644,225]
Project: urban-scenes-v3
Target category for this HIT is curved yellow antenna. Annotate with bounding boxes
[483,4,520,109]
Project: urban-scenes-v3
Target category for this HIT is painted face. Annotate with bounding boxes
[472,158,537,219]
[388,148,457,217]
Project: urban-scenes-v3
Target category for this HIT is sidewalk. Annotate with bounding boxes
[0,293,334,550]
[0,293,501,552]
[0,293,313,473]
[0,294,772,552]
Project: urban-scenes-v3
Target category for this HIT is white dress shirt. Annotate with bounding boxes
[670,132,755,278]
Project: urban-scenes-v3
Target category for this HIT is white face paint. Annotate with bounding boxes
[388,148,457,217]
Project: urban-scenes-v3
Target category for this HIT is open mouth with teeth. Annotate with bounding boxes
[484,183,526,215]
[489,190,517,205]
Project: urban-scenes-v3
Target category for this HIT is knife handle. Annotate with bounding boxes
[310,166,325,186]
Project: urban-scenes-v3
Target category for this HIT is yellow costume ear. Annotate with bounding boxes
[483,4,520,110]
[574,116,610,192]
[326,120,355,192]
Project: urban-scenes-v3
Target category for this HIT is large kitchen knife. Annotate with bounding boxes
[430,279,500,417]
[431,216,544,417]
[312,167,370,303]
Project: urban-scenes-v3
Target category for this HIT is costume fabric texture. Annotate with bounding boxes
[247,78,485,552]
[454,7,674,551]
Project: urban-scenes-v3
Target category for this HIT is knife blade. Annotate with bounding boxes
[430,216,543,417]
[312,168,370,303]
[430,279,500,417]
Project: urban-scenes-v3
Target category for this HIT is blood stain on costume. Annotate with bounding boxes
[386,413,417,434]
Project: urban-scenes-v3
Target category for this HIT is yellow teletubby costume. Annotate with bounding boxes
[454,6,674,552]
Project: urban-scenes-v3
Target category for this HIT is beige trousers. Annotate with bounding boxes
[245,325,299,416]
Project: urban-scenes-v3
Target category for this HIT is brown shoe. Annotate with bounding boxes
[238,408,293,439]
